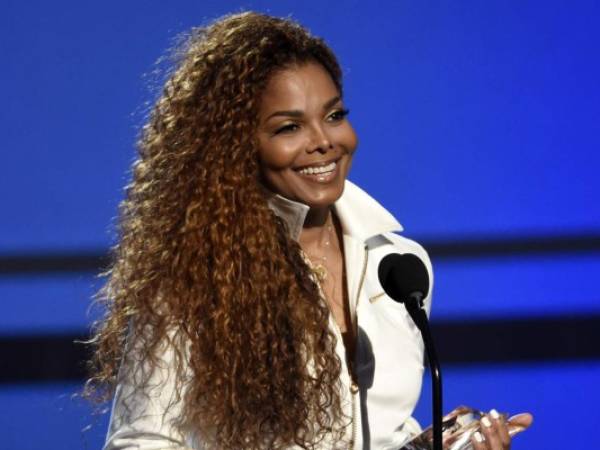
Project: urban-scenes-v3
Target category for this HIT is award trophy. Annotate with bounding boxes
[399,406,529,450]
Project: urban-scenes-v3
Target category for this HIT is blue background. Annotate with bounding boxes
[2,1,599,448]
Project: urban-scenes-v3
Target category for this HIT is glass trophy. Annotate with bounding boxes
[399,406,528,450]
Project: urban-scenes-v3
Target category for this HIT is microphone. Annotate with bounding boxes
[378,253,443,450]
[378,253,429,312]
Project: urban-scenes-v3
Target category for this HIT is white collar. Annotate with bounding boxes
[264,180,403,242]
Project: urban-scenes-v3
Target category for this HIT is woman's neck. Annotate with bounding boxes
[298,206,334,250]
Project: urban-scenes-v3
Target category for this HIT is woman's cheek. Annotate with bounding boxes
[342,124,359,155]
[259,139,303,169]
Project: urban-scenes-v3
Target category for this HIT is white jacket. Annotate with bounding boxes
[104,180,433,450]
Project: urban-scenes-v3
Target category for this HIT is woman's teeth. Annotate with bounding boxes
[298,161,336,175]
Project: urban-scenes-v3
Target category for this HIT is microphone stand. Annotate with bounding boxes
[404,293,443,450]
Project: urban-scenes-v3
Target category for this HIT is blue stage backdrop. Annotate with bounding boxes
[1,1,599,449]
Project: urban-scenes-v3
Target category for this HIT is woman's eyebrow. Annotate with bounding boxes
[323,95,341,111]
[265,95,342,121]
[266,109,303,120]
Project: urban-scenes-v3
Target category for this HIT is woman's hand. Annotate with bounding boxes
[471,410,533,450]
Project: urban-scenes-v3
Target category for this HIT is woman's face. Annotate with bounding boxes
[256,62,357,209]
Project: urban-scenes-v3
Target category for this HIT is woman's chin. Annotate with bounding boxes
[299,185,346,209]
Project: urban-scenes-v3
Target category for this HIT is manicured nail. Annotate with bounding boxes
[490,409,500,420]
[482,416,492,428]
[474,431,484,443]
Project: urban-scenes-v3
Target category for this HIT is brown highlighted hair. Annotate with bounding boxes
[85,11,348,449]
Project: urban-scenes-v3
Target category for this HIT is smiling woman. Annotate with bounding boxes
[256,62,357,210]
[85,11,528,450]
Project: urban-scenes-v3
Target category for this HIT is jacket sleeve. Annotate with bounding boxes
[103,328,196,450]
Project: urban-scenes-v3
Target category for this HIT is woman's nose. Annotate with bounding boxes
[308,124,333,153]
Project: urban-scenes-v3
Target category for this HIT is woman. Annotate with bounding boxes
[87,12,529,450]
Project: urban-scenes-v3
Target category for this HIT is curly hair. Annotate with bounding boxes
[85,11,349,449]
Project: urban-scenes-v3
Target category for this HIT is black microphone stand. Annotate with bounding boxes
[404,293,443,450]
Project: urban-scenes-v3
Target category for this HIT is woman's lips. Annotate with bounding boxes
[295,160,339,183]
[297,160,336,175]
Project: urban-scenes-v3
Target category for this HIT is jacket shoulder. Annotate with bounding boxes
[367,232,430,264]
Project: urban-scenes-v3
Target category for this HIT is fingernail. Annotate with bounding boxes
[474,431,484,443]
[490,409,500,419]
[482,416,492,428]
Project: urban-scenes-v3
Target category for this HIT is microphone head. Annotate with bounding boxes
[377,253,430,303]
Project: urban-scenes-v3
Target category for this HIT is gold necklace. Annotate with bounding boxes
[306,214,334,283]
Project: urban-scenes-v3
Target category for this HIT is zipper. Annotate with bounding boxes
[349,380,359,450]
[349,245,369,450]
[351,245,369,333]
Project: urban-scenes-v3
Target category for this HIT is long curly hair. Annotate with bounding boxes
[85,11,349,449]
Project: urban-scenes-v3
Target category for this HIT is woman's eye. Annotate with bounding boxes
[327,108,350,122]
[274,123,299,134]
